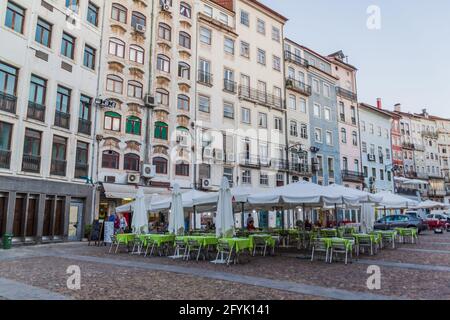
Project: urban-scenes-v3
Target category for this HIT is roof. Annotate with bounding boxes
[327,51,358,71]
[210,0,234,12]
[359,103,393,118]
[242,0,288,23]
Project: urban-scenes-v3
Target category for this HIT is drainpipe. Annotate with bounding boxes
[192,6,200,190]
[281,36,289,186]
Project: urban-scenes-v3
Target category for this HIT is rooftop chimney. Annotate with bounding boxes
[422,108,429,118]
[394,103,401,112]
[376,98,382,110]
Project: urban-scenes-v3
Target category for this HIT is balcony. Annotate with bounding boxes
[422,130,438,139]
[336,87,357,101]
[75,162,89,179]
[198,70,213,86]
[78,118,92,135]
[0,149,11,169]
[396,187,419,196]
[284,51,309,68]
[50,159,67,176]
[405,171,418,179]
[414,144,425,152]
[54,111,71,129]
[27,101,46,122]
[428,189,446,197]
[22,154,41,173]
[223,79,237,94]
[290,163,312,176]
[285,78,312,96]
[238,85,284,110]
[0,91,17,114]
[402,142,415,150]
[342,170,365,183]
[239,153,261,169]
[273,159,288,171]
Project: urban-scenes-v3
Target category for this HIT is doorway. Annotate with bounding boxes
[69,201,84,241]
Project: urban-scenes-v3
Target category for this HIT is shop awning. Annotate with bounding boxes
[102,183,169,199]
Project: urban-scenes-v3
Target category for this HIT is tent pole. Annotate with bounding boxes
[193,206,196,232]
[241,202,245,229]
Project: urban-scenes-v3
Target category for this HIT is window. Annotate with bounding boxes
[352,131,358,146]
[323,84,330,97]
[200,27,212,45]
[109,38,125,57]
[175,162,190,176]
[257,19,265,34]
[199,163,211,179]
[102,151,119,169]
[290,121,298,137]
[156,89,169,105]
[328,158,335,176]
[87,2,99,26]
[178,62,190,79]
[315,128,322,143]
[104,111,121,131]
[35,18,52,47]
[154,122,168,140]
[203,5,213,17]
[312,79,320,94]
[380,169,384,181]
[273,55,281,71]
[370,124,374,134]
[326,131,333,145]
[198,95,210,113]
[180,2,191,18]
[158,23,171,41]
[5,1,25,34]
[126,116,141,135]
[224,37,234,55]
[127,81,143,98]
[29,75,46,106]
[179,31,191,49]
[111,3,127,23]
[66,0,79,12]
[106,75,123,94]
[83,45,96,69]
[224,167,233,186]
[153,157,168,174]
[131,11,146,29]
[324,107,331,121]
[219,12,228,24]
[22,128,41,173]
[274,117,282,132]
[240,41,250,58]
[78,95,91,133]
[257,49,266,65]
[56,85,71,114]
[276,173,284,187]
[177,94,189,111]
[258,113,267,128]
[124,153,140,171]
[260,173,269,186]
[361,121,366,132]
[0,61,18,96]
[313,104,321,118]
[61,32,75,59]
[240,10,249,27]
[75,141,89,178]
[299,98,307,113]
[241,108,250,124]
[223,102,234,119]
[300,124,308,139]
[272,26,280,42]
[51,136,67,176]
[242,170,251,184]
[341,128,347,143]
[157,54,170,72]
[0,121,13,169]
[129,45,144,64]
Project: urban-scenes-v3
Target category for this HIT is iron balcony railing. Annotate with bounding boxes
[238,85,285,110]
[22,154,41,173]
[54,110,71,129]
[0,149,11,169]
[198,70,213,86]
[273,159,289,171]
[402,142,415,150]
[0,91,17,114]
[421,130,438,139]
[27,101,46,122]
[285,78,312,96]
[290,163,312,175]
[239,153,261,168]
[223,79,237,94]
[75,162,89,179]
[342,170,365,182]
[336,87,358,101]
[50,159,67,176]
[78,118,92,135]
[284,51,309,68]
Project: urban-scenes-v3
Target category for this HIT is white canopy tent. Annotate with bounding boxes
[130,188,149,234]
[115,194,159,214]
[150,189,212,211]
[324,184,382,204]
[168,184,185,235]
[215,178,234,238]
[374,191,419,209]
[414,200,449,210]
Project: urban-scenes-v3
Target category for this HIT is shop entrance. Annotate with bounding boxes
[68,201,84,241]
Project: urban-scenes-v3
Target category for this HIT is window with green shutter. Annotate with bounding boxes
[154,121,168,140]
[126,116,141,135]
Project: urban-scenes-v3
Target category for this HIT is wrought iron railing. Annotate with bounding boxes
[22,154,41,173]
[27,101,46,122]
[0,91,17,114]
[238,85,284,110]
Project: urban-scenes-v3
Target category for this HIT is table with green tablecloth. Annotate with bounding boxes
[249,234,276,249]
[372,230,397,248]
[320,229,338,238]
[394,228,418,243]
[353,233,379,244]
[221,238,253,253]
[321,237,354,251]
[176,236,219,247]
[140,234,175,247]
[116,233,136,245]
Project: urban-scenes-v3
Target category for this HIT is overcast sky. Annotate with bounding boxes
[260,0,450,118]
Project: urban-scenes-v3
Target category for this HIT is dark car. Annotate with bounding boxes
[374,215,428,233]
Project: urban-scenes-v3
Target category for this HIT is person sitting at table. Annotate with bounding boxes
[247,214,256,231]
[304,219,312,231]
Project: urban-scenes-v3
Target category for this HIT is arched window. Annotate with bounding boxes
[129,45,144,64]
[157,54,170,72]
[126,116,141,135]
[102,150,119,169]
[178,62,190,79]
[341,127,347,143]
[124,153,140,171]
[153,157,168,174]
[109,38,125,57]
[179,31,191,49]
[156,88,169,105]
[158,23,171,41]
[104,111,121,131]
[175,161,190,176]
[177,94,189,111]
[154,121,168,140]
[111,3,127,23]
[106,74,123,94]
[180,2,191,18]
[127,80,143,98]
[131,11,146,28]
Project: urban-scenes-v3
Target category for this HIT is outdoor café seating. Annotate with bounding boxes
[311,238,330,263]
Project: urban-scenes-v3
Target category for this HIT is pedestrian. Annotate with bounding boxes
[118,213,128,234]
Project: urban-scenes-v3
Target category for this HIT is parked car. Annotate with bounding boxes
[374,215,428,233]
[425,213,450,231]
[405,210,427,220]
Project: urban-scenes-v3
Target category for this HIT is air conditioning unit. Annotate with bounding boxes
[160,0,171,11]
[214,149,224,161]
[201,179,212,190]
[226,152,235,163]
[142,164,156,178]
[127,173,140,184]
[203,147,213,159]
[144,94,155,107]
[134,24,146,33]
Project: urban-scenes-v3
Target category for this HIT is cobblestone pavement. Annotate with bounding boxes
[0,230,449,300]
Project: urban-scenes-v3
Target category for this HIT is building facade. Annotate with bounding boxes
[0,0,102,243]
